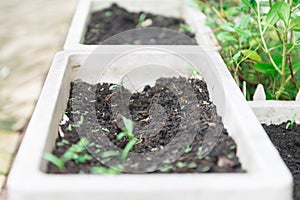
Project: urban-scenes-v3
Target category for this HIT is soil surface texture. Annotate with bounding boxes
[47,77,244,174]
[263,122,300,200]
[84,4,196,45]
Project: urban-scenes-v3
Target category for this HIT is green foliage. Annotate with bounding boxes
[117,117,138,161]
[44,153,65,170]
[198,0,300,100]
[186,64,198,77]
[179,23,192,33]
[138,13,147,24]
[44,137,92,170]
[286,113,297,129]
[91,166,120,174]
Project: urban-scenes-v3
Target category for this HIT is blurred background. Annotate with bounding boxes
[0,0,78,197]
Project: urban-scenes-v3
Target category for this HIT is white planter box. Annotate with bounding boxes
[249,101,300,125]
[247,84,300,125]
[64,0,218,51]
[8,46,292,200]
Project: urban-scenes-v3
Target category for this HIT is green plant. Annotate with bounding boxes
[91,166,120,174]
[186,64,198,78]
[179,23,193,33]
[196,0,300,100]
[44,137,92,170]
[286,113,297,129]
[117,117,139,161]
[138,13,147,24]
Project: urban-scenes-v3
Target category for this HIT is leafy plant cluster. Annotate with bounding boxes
[44,137,92,170]
[44,116,140,174]
[194,0,300,100]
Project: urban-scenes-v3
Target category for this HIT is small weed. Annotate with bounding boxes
[44,137,92,170]
[66,124,72,131]
[104,11,112,17]
[56,139,69,147]
[117,117,139,161]
[176,162,187,168]
[138,13,147,24]
[179,23,192,33]
[159,165,173,172]
[184,145,192,153]
[186,64,198,78]
[286,114,297,129]
[200,166,210,172]
[91,166,120,174]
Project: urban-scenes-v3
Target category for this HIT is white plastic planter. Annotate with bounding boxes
[8,46,292,200]
[64,0,218,51]
[249,101,300,124]
[247,84,300,125]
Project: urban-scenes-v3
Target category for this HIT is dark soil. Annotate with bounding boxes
[263,122,300,200]
[47,77,244,174]
[84,4,196,45]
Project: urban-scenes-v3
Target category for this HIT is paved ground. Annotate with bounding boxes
[0,0,78,198]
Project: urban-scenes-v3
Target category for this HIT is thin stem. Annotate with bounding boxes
[287,54,299,90]
[256,0,283,75]
[292,4,300,12]
[276,31,288,99]
[212,6,227,23]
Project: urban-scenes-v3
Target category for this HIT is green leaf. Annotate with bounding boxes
[290,17,300,31]
[101,151,121,158]
[266,1,290,27]
[237,14,251,29]
[122,117,133,135]
[235,27,252,38]
[217,32,237,43]
[241,49,262,62]
[220,23,236,32]
[277,2,290,26]
[292,61,300,71]
[91,167,120,174]
[75,154,92,163]
[122,139,138,161]
[138,13,147,24]
[254,63,278,76]
[117,132,127,140]
[293,0,300,4]
[241,0,252,8]
[44,153,65,170]
[224,7,240,16]
[179,23,192,33]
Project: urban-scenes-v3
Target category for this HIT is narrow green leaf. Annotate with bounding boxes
[237,14,251,29]
[117,132,127,140]
[277,2,290,26]
[254,63,278,76]
[91,167,120,174]
[241,49,262,62]
[122,139,138,161]
[290,17,300,31]
[241,0,252,8]
[217,32,237,43]
[44,153,65,170]
[101,151,121,158]
[220,23,236,32]
[235,27,252,38]
[122,117,133,136]
[138,13,147,24]
[266,2,290,27]
[292,61,300,71]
